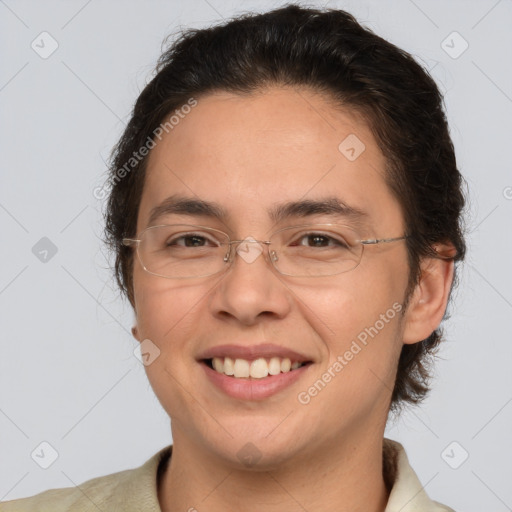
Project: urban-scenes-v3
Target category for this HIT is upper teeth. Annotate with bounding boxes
[211,357,303,379]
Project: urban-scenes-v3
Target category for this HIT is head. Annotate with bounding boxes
[104,5,465,464]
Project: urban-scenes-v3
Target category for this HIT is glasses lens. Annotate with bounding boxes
[138,225,230,278]
[270,224,363,277]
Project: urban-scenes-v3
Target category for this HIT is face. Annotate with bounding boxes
[131,87,411,468]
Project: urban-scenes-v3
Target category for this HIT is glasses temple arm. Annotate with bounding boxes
[360,235,408,245]
[122,238,140,247]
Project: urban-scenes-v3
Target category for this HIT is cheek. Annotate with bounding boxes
[293,282,404,430]
[292,258,406,396]
[131,273,217,424]
[293,262,406,346]
[132,269,213,344]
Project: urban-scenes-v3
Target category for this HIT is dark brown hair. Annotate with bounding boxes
[104,4,466,411]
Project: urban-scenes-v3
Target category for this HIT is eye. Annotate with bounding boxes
[166,233,219,248]
[292,232,350,249]
[299,234,333,247]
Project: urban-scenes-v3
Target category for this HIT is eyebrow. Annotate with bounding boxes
[268,197,367,225]
[148,195,228,226]
[147,194,367,227]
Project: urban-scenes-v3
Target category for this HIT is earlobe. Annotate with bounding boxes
[402,254,455,345]
[131,325,140,341]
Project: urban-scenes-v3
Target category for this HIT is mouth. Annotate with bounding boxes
[202,356,312,379]
[197,344,314,400]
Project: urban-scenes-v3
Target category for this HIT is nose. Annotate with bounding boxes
[208,240,292,326]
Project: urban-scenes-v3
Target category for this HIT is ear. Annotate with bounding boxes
[402,248,455,345]
[131,325,141,342]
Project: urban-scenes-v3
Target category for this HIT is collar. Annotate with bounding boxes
[119,438,453,511]
[383,439,454,511]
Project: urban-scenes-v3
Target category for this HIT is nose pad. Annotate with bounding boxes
[222,239,274,272]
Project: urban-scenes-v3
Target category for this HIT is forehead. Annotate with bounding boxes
[138,87,403,232]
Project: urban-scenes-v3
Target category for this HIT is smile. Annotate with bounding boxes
[205,356,309,379]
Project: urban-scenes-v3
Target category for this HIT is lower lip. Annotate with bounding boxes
[201,362,311,401]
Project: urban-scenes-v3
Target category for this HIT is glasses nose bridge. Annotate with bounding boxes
[224,237,274,265]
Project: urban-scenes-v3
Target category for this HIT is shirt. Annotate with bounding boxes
[0,439,455,511]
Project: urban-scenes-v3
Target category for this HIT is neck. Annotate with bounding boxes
[158,426,390,512]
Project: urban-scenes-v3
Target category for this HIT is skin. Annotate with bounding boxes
[130,87,454,512]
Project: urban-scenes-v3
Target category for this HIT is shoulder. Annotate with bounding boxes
[0,470,132,512]
[0,446,172,512]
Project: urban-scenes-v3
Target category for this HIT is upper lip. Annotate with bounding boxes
[197,343,312,363]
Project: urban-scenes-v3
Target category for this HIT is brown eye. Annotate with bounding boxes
[292,233,349,249]
[170,235,209,247]
[305,235,330,247]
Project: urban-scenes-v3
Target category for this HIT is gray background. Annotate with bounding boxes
[1,0,511,510]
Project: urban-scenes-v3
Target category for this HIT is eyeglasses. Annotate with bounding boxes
[122,223,407,279]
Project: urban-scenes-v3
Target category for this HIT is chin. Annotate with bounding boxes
[199,418,311,470]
